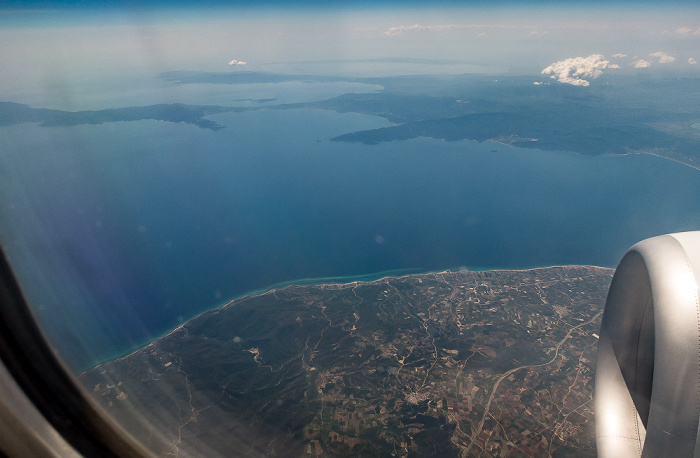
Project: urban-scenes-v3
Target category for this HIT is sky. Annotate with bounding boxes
[1,2,699,107]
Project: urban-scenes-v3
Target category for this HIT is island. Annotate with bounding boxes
[0,102,235,130]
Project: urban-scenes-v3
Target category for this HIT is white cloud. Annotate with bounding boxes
[612,53,627,58]
[383,23,514,36]
[676,27,700,37]
[634,59,651,68]
[540,54,612,87]
[649,51,676,63]
[384,24,459,36]
[228,59,247,66]
[689,58,698,65]
[608,63,620,69]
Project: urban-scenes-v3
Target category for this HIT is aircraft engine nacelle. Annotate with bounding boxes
[596,232,700,457]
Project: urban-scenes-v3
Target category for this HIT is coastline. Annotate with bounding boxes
[79,263,614,374]
[613,149,700,173]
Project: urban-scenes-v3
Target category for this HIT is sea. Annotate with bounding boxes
[2,80,700,371]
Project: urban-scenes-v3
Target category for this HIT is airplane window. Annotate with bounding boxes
[1,1,699,456]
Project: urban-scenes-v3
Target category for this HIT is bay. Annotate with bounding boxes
[1,106,700,370]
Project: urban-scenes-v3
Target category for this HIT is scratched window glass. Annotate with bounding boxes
[1,1,700,456]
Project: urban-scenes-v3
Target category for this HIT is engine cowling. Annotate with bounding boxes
[596,232,700,457]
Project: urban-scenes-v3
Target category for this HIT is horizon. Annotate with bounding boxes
[2,1,700,108]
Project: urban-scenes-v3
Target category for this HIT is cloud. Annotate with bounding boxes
[383,23,515,36]
[649,51,676,63]
[634,59,651,68]
[612,53,627,58]
[228,59,247,66]
[384,24,459,36]
[608,64,620,69]
[541,54,612,87]
[689,58,698,65]
[676,27,700,37]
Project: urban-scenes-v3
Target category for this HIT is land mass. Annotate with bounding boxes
[5,71,700,168]
[81,266,612,457]
[0,101,235,130]
[161,71,700,168]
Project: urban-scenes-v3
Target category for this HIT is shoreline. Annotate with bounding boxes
[612,149,700,173]
[79,263,613,374]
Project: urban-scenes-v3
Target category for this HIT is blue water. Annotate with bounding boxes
[2,104,700,371]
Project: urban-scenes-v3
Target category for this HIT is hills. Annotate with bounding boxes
[80,266,612,457]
